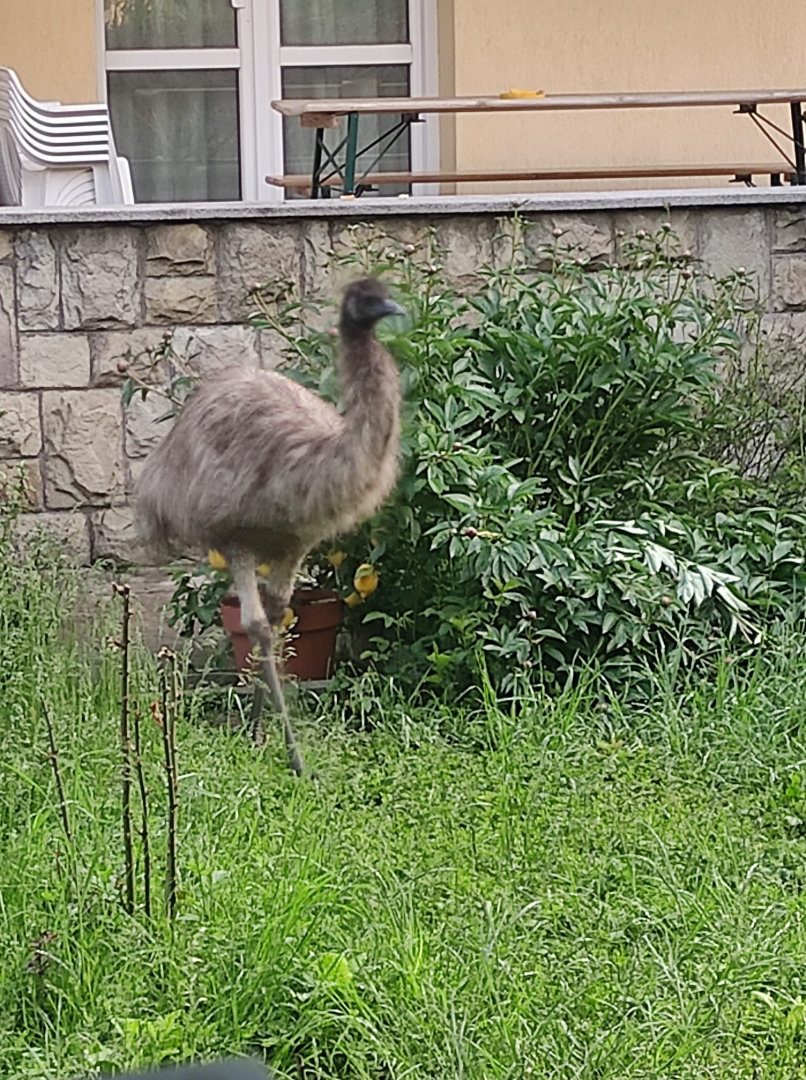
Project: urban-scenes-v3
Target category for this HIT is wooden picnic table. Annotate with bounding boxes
[270,88,806,198]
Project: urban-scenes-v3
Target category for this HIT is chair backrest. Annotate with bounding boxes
[0,66,134,206]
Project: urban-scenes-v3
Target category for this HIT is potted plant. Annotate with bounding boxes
[169,549,379,682]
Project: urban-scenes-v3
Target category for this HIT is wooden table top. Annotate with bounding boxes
[273,88,806,122]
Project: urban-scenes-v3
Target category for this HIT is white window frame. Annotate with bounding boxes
[98,0,438,203]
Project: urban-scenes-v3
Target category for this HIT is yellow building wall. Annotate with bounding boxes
[1,0,800,194]
[448,0,806,191]
[0,0,98,104]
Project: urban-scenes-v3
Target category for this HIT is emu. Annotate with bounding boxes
[135,278,404,776]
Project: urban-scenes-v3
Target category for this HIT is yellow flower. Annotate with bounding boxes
[354,563,379,598]
[344,591,364,608]
[208,549,228,571]
[326,550,347,570]
[258,562,272,578]
[281,606,296,629]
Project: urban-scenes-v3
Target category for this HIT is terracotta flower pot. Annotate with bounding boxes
[220,587,344,682]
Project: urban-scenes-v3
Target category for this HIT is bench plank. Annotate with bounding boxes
[267,162,792,190]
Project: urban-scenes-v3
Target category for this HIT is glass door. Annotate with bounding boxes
[274,0,429,197]
[102,0,437,203]
[104,0,242,202]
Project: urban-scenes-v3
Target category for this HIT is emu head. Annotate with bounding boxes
[340,278,404,334]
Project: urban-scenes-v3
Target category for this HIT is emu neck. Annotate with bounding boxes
[336,325,399,464]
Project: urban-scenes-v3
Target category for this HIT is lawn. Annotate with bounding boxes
[3,562,806,1079]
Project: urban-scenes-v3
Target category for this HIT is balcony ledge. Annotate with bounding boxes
[0,185,805,227]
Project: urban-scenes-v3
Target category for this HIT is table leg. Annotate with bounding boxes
[343,113,359,195]
[311,128,324,199]
[791,101,806,185]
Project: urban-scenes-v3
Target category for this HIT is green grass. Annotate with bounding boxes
[4,554,806,1077]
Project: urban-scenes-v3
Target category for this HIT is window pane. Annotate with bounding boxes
[282,65,410,197]
[105,0,236,49]
[108,70,240,202]
[280,0,408,46]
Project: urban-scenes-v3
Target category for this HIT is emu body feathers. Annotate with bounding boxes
[134,279,404,774]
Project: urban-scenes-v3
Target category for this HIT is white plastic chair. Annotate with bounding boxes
[0,66,134,206]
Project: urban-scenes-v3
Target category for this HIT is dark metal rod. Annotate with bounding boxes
[343,112,359,194]
[311,129,324,199]
[791,100,806,184]
[747,112,797,171]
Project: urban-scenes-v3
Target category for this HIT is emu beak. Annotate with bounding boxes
[380,299,405,318]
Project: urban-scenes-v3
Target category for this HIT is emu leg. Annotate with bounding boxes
[230,557,306,776]
[249,624,306,778]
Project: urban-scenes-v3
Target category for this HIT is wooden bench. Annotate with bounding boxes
[271,88,806,198]
[267,162,793,196]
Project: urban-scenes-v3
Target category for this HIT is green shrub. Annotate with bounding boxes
[247,222,806,694]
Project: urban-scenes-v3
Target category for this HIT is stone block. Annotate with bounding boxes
[301,220,333,299]
[19,333,91,388]
[774,209,806,253]
[171,323,260,375]
[146,223,215,277]
[0,392,41,457]
[42,389,124,507]
[125,391,172,459]
[524,213,614,268]
[434,216,495,291]
[0,458,42,509]
[613,209,697,259]
[216,223,301,322]
[91,505,149,564]
[329,219,426,293]
[773,256,806,311]
[0,232,12,262]
[0,265,17,388]
[92,326,171,387]
[491,215,528,270]
[145,276,216,324]
[61,227,140,329]
[699,208,769,298]
[125,568,182,651]
[16,230,59,331]
[752,313,806,388]
[13,510,91,565]
[759,311,806,344]
[81,568,181,652]
[257,327,293,369]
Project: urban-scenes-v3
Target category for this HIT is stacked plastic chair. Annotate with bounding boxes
[0,65,133,206]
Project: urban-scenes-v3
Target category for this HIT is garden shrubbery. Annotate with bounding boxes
[248,222,806,695]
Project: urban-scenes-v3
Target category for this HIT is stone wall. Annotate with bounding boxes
[0,192,805,588]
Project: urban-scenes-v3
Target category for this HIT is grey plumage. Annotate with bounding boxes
[135,278,404,774]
